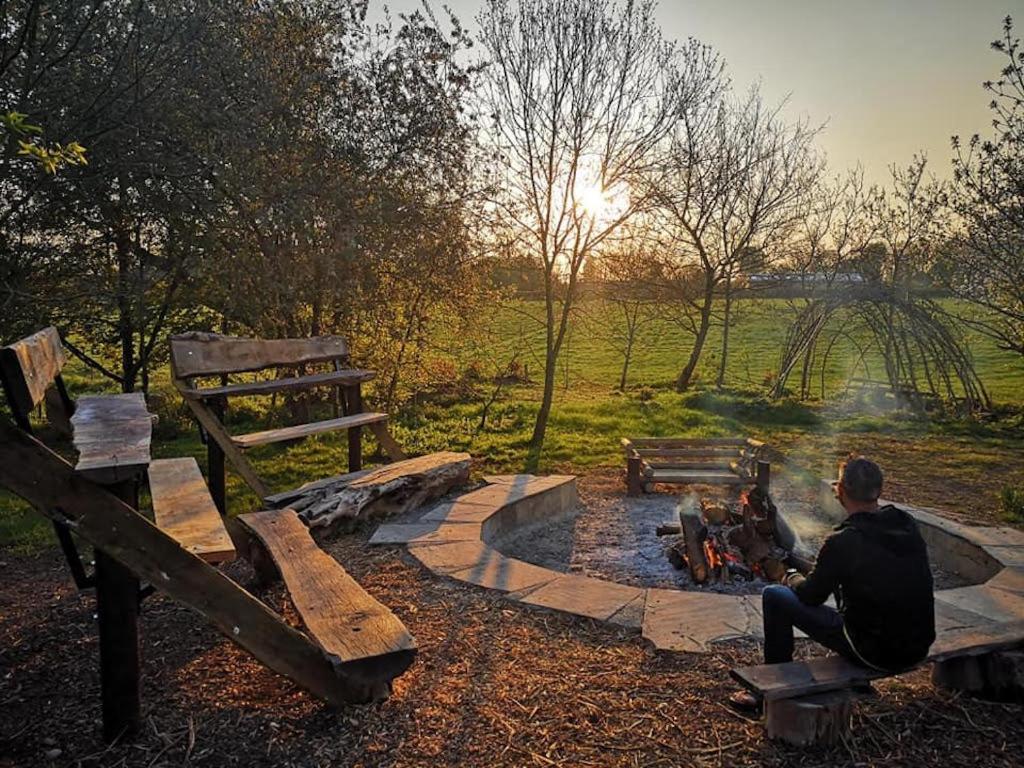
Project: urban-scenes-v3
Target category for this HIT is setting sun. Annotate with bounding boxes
[576,181,629,221]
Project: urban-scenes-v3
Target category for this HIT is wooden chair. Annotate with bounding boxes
[169,332,406,512]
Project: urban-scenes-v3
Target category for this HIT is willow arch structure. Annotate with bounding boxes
[769,287,991,412]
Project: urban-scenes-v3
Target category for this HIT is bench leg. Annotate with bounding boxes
[626,456,643,496]
[345,385,362,473]
[765,691,855,747]
[208,398,227,515]
[96,480,142,743]
[933,651,1024,702]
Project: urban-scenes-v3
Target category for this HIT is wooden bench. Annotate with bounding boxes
[238,508,416,696]
[2,327,242,739]
[0,420,417,736]
[169,332,406,512]
[731,620,1024,746]
[621,437,774,496]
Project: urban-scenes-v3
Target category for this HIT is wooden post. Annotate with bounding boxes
[345,384,363,473]
[765,690,854,747]
[95,481,141,743]
[756,460,771,493]
[626,455,643,496]
[207,397,227,515]
[932,650,1024,701]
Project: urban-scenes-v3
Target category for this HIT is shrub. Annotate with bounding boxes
[999,486,1024,524]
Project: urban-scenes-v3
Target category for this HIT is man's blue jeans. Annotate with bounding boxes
[761,583,857,664]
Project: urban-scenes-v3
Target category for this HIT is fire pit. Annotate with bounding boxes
[665,487,810,586]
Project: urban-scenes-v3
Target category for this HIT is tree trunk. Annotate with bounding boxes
[716,277,733,388]
[619,303,639,391]
[114,225,136,394]
[527,273,570,473]
[526,343,558,472]
[676,283,714,391]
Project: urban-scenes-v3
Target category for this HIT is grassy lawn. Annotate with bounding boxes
[3,297,1024,552]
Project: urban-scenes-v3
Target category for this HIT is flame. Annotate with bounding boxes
[703,539,723,569]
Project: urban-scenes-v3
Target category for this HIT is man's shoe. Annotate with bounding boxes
[727,690,762,713]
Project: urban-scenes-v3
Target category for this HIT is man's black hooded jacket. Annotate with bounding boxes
[789,504,936,671]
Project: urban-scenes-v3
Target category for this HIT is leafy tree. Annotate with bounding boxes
[947,16,1024,355]
[477,0,716,469]
[652,83,820,391]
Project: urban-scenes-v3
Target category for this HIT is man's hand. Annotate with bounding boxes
[782,569,805,589]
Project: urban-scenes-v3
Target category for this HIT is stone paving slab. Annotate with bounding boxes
[935,584,1024,623]
[369,522,441,545]
[420,500,500,524]
[457,475,575,508]
[642,588,763,653]
[408,540,495,574]
[449,553,560,595]
[408,522,484,545]
[517,573,644,622]
[988,567,1024,597]
[482,474,538,485]
[934,598,995,633]
[984,545,1024,568]
[958,527,1024,547]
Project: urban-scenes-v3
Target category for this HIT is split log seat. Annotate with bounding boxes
[238,508,417,698]
[148,457,236,564]
[731,619,1024,746]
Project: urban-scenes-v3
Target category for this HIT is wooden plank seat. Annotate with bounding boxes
[732,619,1024,701]
[180,369,376,400]
[170,332,406,510]
[237,508,416,696]
[71,393,154,484]
[731,620,1024,745]
[148,458,236,564]
[232,412,389,450]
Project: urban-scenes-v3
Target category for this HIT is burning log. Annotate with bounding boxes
[679,508,709,583]
[656,522,682,536]
[672,486,806,585]
[665,539,687,570]
[700,498,732,525]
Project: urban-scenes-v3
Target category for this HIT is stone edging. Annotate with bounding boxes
[370,474,1024,654]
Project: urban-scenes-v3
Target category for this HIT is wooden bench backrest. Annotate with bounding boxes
[169,332,349,380]
[0,326,71,428]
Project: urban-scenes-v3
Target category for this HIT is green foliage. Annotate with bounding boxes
[1,110,87,174]
[999,486,1024,524]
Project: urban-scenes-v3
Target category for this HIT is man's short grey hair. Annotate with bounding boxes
[842,456,883,502]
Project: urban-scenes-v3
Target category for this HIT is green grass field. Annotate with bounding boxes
[3,297,1024,552]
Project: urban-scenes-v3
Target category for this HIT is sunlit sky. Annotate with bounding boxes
[374,0,1016,186]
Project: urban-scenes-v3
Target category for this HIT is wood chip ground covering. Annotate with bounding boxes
[2,526,1023,767]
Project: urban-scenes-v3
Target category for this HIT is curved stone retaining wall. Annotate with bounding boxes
[371,475,1024,655]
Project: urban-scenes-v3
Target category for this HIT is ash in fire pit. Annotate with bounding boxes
[665,488,811,586]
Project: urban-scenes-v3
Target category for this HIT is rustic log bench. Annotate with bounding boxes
[170,332,407,512]
[238,508,416,698]
[731,619,1024,746]
[621,437,775,496]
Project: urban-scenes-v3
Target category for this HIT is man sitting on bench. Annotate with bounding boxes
[730,456,936,711]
